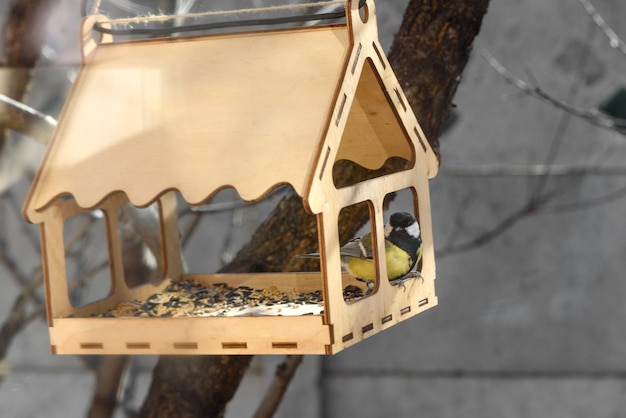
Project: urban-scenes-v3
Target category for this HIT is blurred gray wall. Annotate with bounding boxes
[2,1,626,417]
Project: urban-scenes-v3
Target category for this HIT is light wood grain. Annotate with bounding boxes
[24,0,439,355]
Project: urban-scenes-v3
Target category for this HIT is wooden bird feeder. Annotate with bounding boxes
[22,0,439,355]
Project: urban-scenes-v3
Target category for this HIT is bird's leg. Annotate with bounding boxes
[356,278,376,295]
[389,271,424,292]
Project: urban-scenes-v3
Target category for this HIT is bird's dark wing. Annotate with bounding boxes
[339,234,374,259]
[294,252,321,259]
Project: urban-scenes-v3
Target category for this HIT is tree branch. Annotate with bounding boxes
[0,0,60,146]
[0,93,56,144]
[87,356,131,418]
[253,355,304,418]
[577,0,626,56]
[481,50,626,134]
[388,0,491,160]
[139,1,493,417]
[439,20,603,257]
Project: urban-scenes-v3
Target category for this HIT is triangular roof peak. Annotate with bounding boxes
[24,0,438,222]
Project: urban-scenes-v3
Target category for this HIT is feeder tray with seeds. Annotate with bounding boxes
[22,0,439,355]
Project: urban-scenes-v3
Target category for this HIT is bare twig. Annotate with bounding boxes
[0,93,56,144]
[180,210,202,248]
[481,50,626,134]
[0,0,60,147]
[437,207,528,257]
[87,356,130,418]
[577,0,626,55]
[253,355,304,418]
[440,22,607,257]
[0,241,28,286]
[440,164,626,177]
[5,190,41,252]
[539,184,626,214]
[0,271,44,387]
[530,18,598,203]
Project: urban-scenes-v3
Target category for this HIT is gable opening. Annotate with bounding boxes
[332,58,415,189]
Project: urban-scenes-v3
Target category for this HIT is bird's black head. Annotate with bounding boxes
[385,211,422,259]
[389,212,416,229]
[386,212,421,240]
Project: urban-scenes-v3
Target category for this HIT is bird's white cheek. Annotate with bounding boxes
[406,222,420,238]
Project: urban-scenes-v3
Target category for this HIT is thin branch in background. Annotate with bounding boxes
[439,18,603,256]
[5,190,41,253]
[526,72,575,202]
[179,185,288,249]
[529,17,596,202]
[117,358,141,418]
[0,271,44,387]
[179,210,202,248]
[0,93,56,145]
[538,183,626,214]
[0,206,109,381]
[439,194,474,250]
[0,238,28,286]
[0,94,56,133]
[0,193,47,304]
[253,355,304,418]
[0,248,46,307]
[66,259,109,294]
[577,0,626,56]
[437,207,528,257]
[87,356,131,418]
[440,164,626,177]
[481,50,626,134]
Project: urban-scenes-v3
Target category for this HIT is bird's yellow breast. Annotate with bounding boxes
[343,242,415,281]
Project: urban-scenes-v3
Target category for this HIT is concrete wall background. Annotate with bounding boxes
[321,0,626,416]
[2,0,626,417]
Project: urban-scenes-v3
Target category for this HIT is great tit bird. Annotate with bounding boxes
[298,212,423,289]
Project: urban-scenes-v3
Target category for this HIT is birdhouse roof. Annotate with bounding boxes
[23,2,438,223]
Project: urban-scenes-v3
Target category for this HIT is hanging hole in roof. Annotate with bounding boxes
[358,1,369,23]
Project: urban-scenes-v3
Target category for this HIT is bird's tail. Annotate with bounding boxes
[293,253,321,259]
